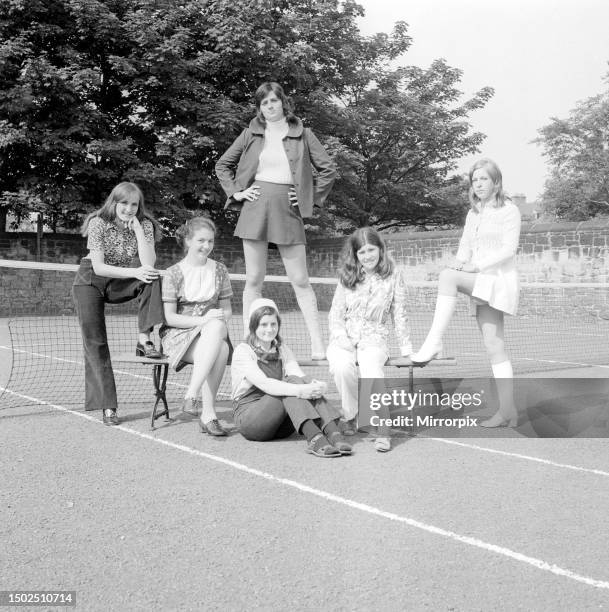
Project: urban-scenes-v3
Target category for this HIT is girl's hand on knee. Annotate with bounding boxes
[298,383,323,400]
[135,265,161,283]
[310,379,327,394]
[334,336,355,352]
[201,308,225,323]
[449,259,478,273]
[448,259,464,271]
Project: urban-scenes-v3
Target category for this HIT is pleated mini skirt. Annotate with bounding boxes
[234,181,306,245]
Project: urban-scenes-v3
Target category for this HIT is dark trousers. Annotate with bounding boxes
[234,375,341,441]
[72,260,164,412]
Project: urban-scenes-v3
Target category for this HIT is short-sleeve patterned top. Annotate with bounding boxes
[159,258,233,370]
[86,216,155,267]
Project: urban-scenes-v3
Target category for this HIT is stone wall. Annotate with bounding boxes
[2,218,609,282]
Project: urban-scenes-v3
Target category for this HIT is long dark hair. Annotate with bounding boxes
[338,227,394,289]
[80,182,162,240]
[246,306,282,349]
[175,216,216,252]
[254,82,298,126]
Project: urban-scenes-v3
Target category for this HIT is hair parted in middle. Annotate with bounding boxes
[80,181,162,241]
[468,158,510,210]
[247,305,282,350]
[175,216,217,252]
[254,81,298,125]
[338,226,394,289]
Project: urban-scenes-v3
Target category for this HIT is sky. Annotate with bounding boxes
[355,0,609,202]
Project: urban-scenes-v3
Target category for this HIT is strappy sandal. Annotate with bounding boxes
[327,431,353,455]
[374,437,391,453]
[306,432,341,458]
[181,397,200,416]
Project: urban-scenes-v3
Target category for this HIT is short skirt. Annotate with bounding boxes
[469,269,519,316]
[234,181,306,245]
[161,322,233,371]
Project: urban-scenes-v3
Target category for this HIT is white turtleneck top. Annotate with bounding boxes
[254,118,293,184]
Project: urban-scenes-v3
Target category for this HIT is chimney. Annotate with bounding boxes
[512,193,526,209]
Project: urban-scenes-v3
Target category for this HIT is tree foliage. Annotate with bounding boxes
[0,0,491,234]
[536,74,609,220]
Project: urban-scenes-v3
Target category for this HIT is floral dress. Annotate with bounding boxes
[159,258,233,370]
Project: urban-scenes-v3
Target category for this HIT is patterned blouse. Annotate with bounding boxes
[86,216,155,267]
[328,268,413,355]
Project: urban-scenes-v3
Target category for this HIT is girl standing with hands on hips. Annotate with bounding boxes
[231,299,352,458]
[215,82,336,359]
[160,217,233,436]
[326,227,413,452]
[72,181,164,426]
[411,158,521,428]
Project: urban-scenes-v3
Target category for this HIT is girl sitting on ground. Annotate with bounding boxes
[231,298,352,458]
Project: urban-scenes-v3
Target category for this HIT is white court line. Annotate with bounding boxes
[0,345,188,389]
[2,387,609,591]
[424,438,609,478]
[3,346,608,466]
[455,351,607,370]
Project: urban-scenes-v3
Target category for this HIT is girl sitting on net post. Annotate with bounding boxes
[160,217,233,437]
[72,181,164,426]
[411,158,520,428]
[326,227,414,453]
[230,299,352,458]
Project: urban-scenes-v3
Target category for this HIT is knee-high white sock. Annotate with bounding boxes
[242,284,262,338]
[293,285,325,356]
[413,295,457,361]
[491,360,513,379]
[491,360,516,420]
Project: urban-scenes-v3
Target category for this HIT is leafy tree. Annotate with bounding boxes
[0,0,491,235]
[536,74,609,220]
[315,60,492,232]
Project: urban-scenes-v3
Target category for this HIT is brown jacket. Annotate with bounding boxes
[215,117,336,218]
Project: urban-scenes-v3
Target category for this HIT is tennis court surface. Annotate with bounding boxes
[2,260,609,609]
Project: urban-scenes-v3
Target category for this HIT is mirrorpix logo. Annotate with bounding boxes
[368,389,483,428]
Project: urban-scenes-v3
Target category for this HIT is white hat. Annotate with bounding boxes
[247,298,279,324]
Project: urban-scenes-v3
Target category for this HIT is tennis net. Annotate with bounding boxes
[1,259,608,409]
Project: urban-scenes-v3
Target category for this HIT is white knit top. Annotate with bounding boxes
[254,118,293,184]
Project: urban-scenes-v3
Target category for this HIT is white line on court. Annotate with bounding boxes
[424,437,609,477]
[0,345,189,388]
[2,387,609,591]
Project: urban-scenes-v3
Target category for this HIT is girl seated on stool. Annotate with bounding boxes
[72,181,164,426]
[160,217,233,436]
[326,227,413,452]
[231,298,352,458]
